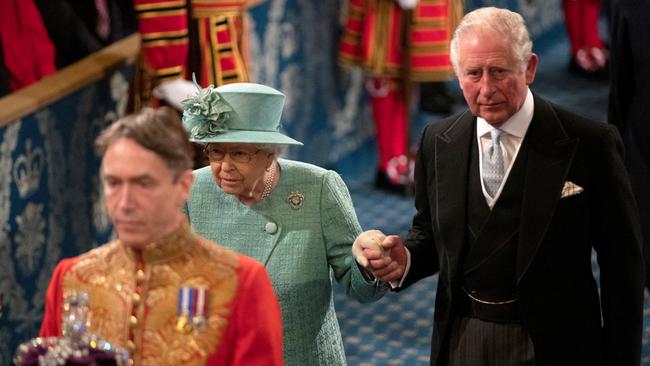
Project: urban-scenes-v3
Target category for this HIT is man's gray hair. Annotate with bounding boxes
[450,7,533,73]
[96,107,194,175]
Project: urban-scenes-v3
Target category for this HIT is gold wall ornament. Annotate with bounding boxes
[14,203,46,275]
[12,139,44,198]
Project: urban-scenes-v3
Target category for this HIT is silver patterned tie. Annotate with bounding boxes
[482,129,505,198]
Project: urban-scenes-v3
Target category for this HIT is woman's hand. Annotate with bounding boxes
[353,230,407,283]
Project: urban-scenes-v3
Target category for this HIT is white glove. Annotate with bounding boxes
[396,0,418,10]
[152,79,198,111]
[352,229,388,268]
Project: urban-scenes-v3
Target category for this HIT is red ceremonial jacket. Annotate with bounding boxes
[40,222,283,366]
[133,0,251,88]
[339,0,462,82]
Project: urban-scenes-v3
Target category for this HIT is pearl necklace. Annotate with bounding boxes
[260,162,276,200]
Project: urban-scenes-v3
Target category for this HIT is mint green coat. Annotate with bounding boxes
[184,159,387,365]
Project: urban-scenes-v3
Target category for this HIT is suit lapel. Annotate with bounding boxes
[516,95,578,283]
[435,111,474,277]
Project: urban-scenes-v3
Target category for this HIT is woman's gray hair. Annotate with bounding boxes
[450,7,533,73]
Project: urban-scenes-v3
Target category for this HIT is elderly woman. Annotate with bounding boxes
[181,82,387,365]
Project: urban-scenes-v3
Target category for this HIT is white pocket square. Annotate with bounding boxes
[561,181,583,198]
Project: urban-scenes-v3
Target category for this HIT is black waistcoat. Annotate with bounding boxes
[461,131,528,302]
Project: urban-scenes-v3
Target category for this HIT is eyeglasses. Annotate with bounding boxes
[204,146,261,163]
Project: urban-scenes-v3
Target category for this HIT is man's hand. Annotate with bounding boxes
[353,230,407,283]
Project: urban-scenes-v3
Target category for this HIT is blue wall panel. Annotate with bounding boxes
[0,70,129,362]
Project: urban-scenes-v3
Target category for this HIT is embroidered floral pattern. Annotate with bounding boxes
[182,77,232,140]
[15,203,45,275]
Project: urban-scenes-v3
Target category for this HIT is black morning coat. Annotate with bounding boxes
[401,93,644,366]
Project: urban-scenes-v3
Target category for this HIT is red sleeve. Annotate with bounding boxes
[206,255,283,366]
[39,257,77,337]
[0,0,56,91]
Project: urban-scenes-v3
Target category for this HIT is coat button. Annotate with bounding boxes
[127,340,137,353]
[135,270,145,284]
[132,292,141,306]
[129,315,139,328]
[264,222,278,234]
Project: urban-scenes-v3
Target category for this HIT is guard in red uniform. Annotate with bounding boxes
[339,0,462,192]
[132,0,264,109]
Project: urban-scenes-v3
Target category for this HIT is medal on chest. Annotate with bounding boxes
[176,287,208,334]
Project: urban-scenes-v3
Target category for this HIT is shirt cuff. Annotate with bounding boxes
[389,247,411,289]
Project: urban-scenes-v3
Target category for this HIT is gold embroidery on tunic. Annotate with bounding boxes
[62,223,239,366]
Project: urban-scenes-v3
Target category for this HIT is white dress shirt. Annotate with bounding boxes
[476,89,534,208]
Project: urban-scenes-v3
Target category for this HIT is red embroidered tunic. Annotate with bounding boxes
[339,0,462,82]
[133,0,250,89]
[40,222,283,366]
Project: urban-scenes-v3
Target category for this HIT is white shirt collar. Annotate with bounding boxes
[476,88,534,138]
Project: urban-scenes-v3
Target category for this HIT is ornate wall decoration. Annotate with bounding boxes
[23,107,66,338]
[0,122,33,357]
[110,71,129,118]
[12,139,44,198]
[1,69,128,357]
[14,203,46,276]
[70,87,97,254]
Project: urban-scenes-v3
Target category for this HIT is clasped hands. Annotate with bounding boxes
[352,230,408,283]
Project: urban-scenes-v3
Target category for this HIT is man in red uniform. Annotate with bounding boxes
[339,0,462,193]
[40,107,283,366]
[132,0,265,109]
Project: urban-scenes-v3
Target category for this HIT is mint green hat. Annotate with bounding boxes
[181,81,302,145]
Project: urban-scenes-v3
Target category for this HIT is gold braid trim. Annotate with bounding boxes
[62,223,240,366]
[141,38,189,48]
[138,9,187,19]
[140,30,189,41]
[135,1,186,11]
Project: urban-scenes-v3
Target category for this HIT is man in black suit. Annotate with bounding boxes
[353,6,644,366]
[608,0,650,289]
